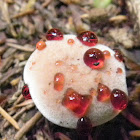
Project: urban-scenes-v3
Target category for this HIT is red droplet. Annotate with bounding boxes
[62,88,92,118]
[84,48,105,69]
[46,28,63,40]
[22,84,31,100]
[77,117,92,136]
[116,68,123,74]
[103,50,111,59]
[111,89,128,110]
[54,73,65,91]
[67,39,75,45]
[97,83,111,102]
[114,49,124,62]
[36,41,46,50]
[55,60,64,66]
[77,31,98,47]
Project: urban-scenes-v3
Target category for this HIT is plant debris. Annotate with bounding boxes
[0,0,140,140]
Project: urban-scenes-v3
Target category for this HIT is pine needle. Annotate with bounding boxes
[0,106,20,130]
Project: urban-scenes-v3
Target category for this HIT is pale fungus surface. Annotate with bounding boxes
[23,30,128,128]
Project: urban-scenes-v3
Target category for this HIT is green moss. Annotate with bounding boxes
[94,0,112,8]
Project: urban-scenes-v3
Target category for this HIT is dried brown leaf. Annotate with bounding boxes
[109,28,134,49]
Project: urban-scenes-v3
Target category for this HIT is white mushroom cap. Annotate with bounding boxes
[23,34,128,128]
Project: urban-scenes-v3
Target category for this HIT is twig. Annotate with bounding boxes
[42,0,52,8]
[129,130,140,137]
[0,67,22,85]
[109,15,127,23]
[14,99,34,108]
[14,112,42,140]
[4,104,35,129]
[122,110,140,128]
[13,94,24,106]
[6,43,34,52]
[12,9,35,19]
[8,95,27,111]
[0,106,20,130]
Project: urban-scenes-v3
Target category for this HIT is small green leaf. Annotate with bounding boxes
[94,0,112,8]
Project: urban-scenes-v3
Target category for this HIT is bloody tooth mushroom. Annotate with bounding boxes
[23,29,128,130]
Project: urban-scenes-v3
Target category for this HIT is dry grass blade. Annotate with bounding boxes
[0,106,20,130]
[14,112,42,140]
[0,68,22,85]
[12,0,36,18]
[4,104,35,129]
[6,43,34,52]
[13,94,24,106]
[129,130,140,137]
[14,99,34,108]
[109,15,127,23]
[0,0,17,37]
[12,9,35,19]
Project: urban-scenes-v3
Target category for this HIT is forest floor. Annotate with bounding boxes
[0,0,140,140]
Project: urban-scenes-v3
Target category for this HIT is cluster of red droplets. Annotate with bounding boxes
[22,84,31,100]
[35,29,128,117]
[62,88,92,118]
[62,84,128,118]
[97,83,128,110]
[77,31,105,69]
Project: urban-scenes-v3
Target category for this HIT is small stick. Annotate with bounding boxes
[4,104,34,129]
[14,99,34,108]
[14,112,42,140]
[13,94,24,106]
[0,106,20,130]
[6,43,34,52]
[129,130,140,137]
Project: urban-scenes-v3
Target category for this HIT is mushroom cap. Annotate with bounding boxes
[23,35,128,128]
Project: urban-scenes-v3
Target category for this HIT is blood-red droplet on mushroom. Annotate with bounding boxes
[84,48,105,69]
[77,31,98,47]
[114,49,124,62]
[67,39,75,45]
[36,41,46,50]
[54,73,64,91]
[116,68,123,74]
[62,88,92,118]
[111,89,128,110]
[46,28,63,40]
[77,117,92,136]
[22,84,31,100]
[97,83,111,102]
[103,50,111,59]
